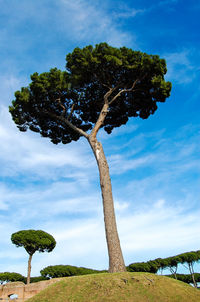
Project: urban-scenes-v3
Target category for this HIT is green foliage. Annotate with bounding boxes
[178,251,200,265]
[29,276,49,283]
[11,230,56,255]
[0,273,48,284]
[128,250,200,275]
[23,273,200,302]
[0,272,25,283]
[40,265,106,278]
[66,43,171,134]
[9,43,172,143]
[167,273,200,284]
[127,260,159,273]
[9,68,87,144]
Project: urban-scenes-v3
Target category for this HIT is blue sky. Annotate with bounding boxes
[0,0,200,277]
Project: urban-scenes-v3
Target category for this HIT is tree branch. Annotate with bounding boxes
[104,87,116,104]
[67,103,75,121]
[108,79,139,105]
[42,110,89,139]
[90,103,109,138]
[56,98,66,117]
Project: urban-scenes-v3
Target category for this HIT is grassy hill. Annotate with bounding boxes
[27,272,200,302]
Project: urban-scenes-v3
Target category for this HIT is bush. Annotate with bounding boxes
[0,272,25,283]
[40,265,105,279]
[166,273,200,284]
[30,276,48,283]
[127,261,159,273]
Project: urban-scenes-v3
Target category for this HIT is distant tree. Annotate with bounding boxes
[153,258,169,275]
[11,230,56,284]
[9,43,171,272]
[40,265,105,278]
[0,272,25,284]
[164,256,181,279]
[155,250,200,286]
[179,251,200,288]
[29,276,48,283]
[127,261,159,273]
[167,273,200,286]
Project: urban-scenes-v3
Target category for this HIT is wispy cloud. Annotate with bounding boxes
[109,154,155,175]
[0,105,95,180]
[1,197,199,276]
[0,74,27,105]
[120,199,200,264]
[163,49,200,84]
[113,8,145,19]
[59,0,135,46]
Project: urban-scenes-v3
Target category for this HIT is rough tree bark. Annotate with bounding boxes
[87,102,126,272]
[88,136,126,272]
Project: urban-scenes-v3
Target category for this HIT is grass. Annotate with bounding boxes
[27,272,200,302]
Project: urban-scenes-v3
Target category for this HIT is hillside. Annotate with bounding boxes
[27,272,200,302]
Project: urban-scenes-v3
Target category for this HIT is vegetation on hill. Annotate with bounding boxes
[128,250,200,287]
[27,272,200,302]
[40,265,106,278]
[0,272,47,284]
[0,272,25,284]
[2,249,199,287]
[167,273,200,284]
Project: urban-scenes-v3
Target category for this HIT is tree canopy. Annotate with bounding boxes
[11,230,56,284]
[9,43,171,143]
[0,272,25,284]
[40,265,105,279]
[11,230,56,256]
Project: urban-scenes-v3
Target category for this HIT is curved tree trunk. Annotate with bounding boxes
[88,135,126,272]
[56,101,126,272]
[189,263,197,288]
[27,254,33,284]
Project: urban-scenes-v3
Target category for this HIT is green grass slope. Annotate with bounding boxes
[27,272,200,302]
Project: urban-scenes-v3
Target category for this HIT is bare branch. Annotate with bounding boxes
[42,110,89,139]
[104,87,116,104]
[108,79,139,105]
[55,98,66,117]
[67,103,75,121]
[90,103,109,138]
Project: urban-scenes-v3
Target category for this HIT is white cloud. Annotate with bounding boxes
[163,49,198,84]
[119,200,200,264]
[0,74,28,105]
[109,153,155,175]
[113,8,145,19]
[153,199,165,209]
[58,0,135,46]
[1,198,199,276]
[115,201,129,211]
[0,105,95,180]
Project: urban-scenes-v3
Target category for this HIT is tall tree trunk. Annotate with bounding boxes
[170,267,177,280]
[27,254,33,285]
[188,263,197,288]
[88,135,126,272]
[59,101,126,272]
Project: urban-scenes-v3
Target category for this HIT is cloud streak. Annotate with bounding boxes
[59,0,134,46]
[163,49,198,84]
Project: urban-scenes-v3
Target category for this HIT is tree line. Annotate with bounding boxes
[1,249,199,287]
[128,250,200,288]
